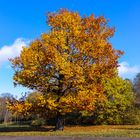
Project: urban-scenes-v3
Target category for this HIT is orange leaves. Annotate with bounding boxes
[7,93,58,117]
[7,100,32,116]
[59,89,98,114]
[47,9,81,31]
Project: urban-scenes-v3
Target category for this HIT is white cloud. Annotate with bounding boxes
[0,38,30,65]
[118,61,140,79]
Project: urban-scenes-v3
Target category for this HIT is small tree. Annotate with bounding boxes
[9,9,123,130]
[93,77,134,124]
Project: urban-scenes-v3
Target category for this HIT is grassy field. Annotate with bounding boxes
[0,124,140,138]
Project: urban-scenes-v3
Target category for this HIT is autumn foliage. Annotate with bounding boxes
[8,9,124,128]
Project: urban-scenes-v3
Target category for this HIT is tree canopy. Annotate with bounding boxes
[9,9,123,129]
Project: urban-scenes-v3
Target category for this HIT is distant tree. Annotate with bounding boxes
[133,73,140,96]
[0,93,13,123]
[9,9,123,130]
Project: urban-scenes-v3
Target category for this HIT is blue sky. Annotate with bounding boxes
[0,0,140,97]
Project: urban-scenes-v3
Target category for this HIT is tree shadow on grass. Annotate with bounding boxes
[0,125,55,132]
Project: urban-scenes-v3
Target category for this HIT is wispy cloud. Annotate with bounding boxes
[118,61,140,79]
[0,38,30,65]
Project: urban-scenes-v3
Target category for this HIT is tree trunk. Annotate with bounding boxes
[55,113,64,131]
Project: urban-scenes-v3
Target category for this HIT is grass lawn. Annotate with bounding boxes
[0,124,140,138]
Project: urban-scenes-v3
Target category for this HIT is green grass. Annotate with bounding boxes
[0,124,140,138]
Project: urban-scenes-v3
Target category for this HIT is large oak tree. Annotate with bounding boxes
[9,9,123,130]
